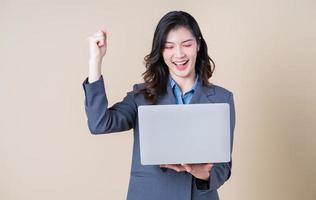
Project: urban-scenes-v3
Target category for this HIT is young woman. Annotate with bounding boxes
[83,11,235,200]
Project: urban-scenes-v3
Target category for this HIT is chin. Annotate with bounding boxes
[172,71,195,79]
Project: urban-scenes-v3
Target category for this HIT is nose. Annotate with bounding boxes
[174,46,185,58]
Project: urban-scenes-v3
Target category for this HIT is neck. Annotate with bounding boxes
[171,74,196,94]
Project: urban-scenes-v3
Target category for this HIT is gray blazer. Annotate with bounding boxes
[82,76,236,200]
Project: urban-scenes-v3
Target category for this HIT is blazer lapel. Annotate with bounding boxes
[157,84,177,105]
[190,81,216,104]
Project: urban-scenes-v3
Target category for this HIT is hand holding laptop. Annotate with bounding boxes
[160,163,213,180]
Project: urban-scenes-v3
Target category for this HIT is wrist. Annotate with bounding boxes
[197,172,210,181]
[89,58,102,68]
[88,59,102,83]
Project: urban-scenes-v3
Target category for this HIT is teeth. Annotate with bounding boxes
[173,60,188,65]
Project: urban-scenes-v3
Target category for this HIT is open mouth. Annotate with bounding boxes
[172,60,189,71]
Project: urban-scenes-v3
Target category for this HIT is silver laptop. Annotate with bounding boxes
[138,103,231,165]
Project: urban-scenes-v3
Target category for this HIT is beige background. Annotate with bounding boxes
[1,0,315,199]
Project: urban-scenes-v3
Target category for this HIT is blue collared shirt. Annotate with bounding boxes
[169,76,199,104]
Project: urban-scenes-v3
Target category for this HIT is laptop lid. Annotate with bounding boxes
[138,103,231,165]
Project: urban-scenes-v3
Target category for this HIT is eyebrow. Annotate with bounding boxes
[165,39,195,44]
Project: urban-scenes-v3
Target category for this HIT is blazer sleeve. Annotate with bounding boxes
[195,92,236,191]
[82,76,137,134]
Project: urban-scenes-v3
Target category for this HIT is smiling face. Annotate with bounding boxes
[162,26,199,83]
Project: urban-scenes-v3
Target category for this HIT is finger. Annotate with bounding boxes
[194,163,212,168]
[93,35,105,41]
[207,163,213,168]
[165,164,181,172]
[181,164,192,173]
[205,165,211,171]
[97,35,107,47]
[94,30,107,43]
[94,30,105,37]
[203,163,213,171]
[101,29,107,37]
[97,40,104,47]
[87,36,101,44]
[89,30,106,40]
[165,164,185,172]
[88,36,105,47]
[187,163,209,173]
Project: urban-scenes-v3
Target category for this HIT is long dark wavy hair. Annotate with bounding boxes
[141,11,215,104]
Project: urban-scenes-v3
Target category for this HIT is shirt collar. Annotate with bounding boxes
[168,75,199,93]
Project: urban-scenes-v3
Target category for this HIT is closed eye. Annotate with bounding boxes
[164,46,173,49]
[183,44,192,47]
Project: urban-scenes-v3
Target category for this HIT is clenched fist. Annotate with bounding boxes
[87,30,107,83]
[87,30,107,60]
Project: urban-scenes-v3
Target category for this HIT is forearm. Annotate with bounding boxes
[208,162,231,191]
[88,58,102,83]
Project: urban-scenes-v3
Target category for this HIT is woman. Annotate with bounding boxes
[83,11,235,200]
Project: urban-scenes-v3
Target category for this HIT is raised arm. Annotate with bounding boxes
[83,30,137,134]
